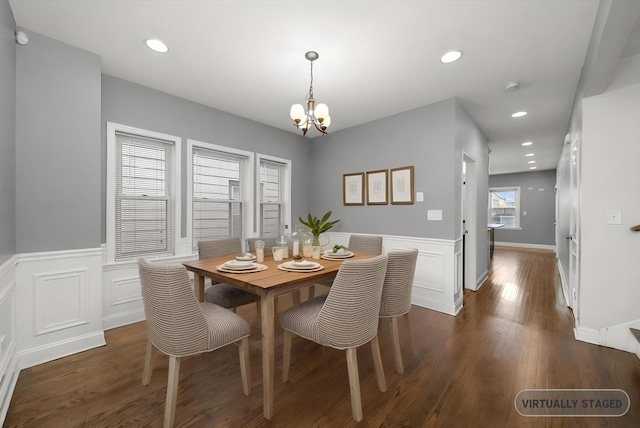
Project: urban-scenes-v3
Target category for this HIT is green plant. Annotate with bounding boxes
[298,211,340,237]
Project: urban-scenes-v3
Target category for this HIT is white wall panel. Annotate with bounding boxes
[16,248,104,369]
[0,257,18,425]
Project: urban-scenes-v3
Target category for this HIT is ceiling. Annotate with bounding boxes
[9,0,631,175]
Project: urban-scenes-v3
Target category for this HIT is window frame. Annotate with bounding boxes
[488,186,521,229]
[256,153,291,237]
[106,122,182,263]
[186,139,254,254]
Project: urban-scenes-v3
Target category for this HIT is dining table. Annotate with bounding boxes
[182,250,375,420]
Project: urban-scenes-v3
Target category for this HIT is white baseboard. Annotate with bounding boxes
[18,331,105,370]
[598,320,640,354]
[495,241,556,251]
[574,326,600,345]
[476,270,489,290]
[102,308,145,331]
[557,259,570,308]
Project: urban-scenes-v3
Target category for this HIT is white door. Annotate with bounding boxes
[568,133,581,320]
[462,153,478,291]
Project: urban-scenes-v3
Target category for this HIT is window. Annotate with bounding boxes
[187,140,253,252]
[488,187,520,229]
[107,123,181,262]
[257,155,291,237]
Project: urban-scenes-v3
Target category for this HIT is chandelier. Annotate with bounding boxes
[289,51,331,136]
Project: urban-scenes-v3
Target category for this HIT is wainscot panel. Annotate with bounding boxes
[16,248,105,369]
[0,256,18,426]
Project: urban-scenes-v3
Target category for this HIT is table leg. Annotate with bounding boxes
[193,273,205,302]
[261,292,275,419]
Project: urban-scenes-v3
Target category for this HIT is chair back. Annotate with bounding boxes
[317,254,388,349]
[138,259,209,357]
[246,237,276,251]
[348,234,383,255]
[380,249,419,317]
[198,237,242,259]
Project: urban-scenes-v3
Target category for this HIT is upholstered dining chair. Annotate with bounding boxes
[280,254,389,422]
[246,237,276,252]
[311,234,384,298]
[199,238,261,316]
[348,234,383,255]
[379,248,419,374]
[138,259,251,428]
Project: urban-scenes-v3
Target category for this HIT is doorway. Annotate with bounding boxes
[462,153,478,291]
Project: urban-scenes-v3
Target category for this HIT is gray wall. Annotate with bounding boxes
[101,75,312,241]
[15,30,102,253]
[489,170,557,246]
[0,0,15,263]
[309,99,457,239]
[455,101,490,271]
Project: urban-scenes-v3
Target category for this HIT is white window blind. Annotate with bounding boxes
[115,132,174,260]
[192,147,244,250]
[259,159,285,237]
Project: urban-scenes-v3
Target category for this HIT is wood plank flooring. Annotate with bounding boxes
[5,247,640,427]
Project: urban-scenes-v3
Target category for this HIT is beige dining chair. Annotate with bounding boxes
[199,238,261,317]
[138,259,251,428]
[379,248,419,374]
[311,234,384,298]
[280,254,389,422]
[348,234,383,254]
[246,237,276,252]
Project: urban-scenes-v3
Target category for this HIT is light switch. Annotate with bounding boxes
[416,192,424,202]
[606,210,622,225]
[523,210,527,216]
[428,210,442,221]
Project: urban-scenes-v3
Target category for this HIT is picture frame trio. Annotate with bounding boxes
[343,166,414,206]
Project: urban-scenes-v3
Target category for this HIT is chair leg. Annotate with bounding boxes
[282,330,293,382]
[142,339,155,385]
[370,335,387,392]
[238,336,251,396]
[164,355,181,428]
[390,316,404,374]
[404,312,418,357]
[345,347,363,422]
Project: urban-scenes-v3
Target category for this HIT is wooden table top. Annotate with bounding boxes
[183,251,375,291]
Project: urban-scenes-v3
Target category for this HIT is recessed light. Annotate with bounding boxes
[525,153,534,157]
[512,111,527,118]
[522,141,533,146]
[529,166,537,170]
[528,160,536,164]
[145,39,168,53]
[440,50,462,64]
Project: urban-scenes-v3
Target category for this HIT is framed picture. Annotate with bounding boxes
[390,166,414,204]
[366,169,388,205]
[343,172,365,205]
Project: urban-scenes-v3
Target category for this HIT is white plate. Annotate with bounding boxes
[235,255,257,262]
[282,261,320,270]
[323,251,353,258]
[224,260,255,270]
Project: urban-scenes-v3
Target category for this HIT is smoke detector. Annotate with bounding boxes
[504,81,520,93]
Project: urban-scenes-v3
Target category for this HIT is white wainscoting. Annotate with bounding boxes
[15,248,105,369]
[102,242,198,330]
[0,256,19,425]
[327,232,463,316]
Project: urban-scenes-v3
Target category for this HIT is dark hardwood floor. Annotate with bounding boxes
[5,247,640,427]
